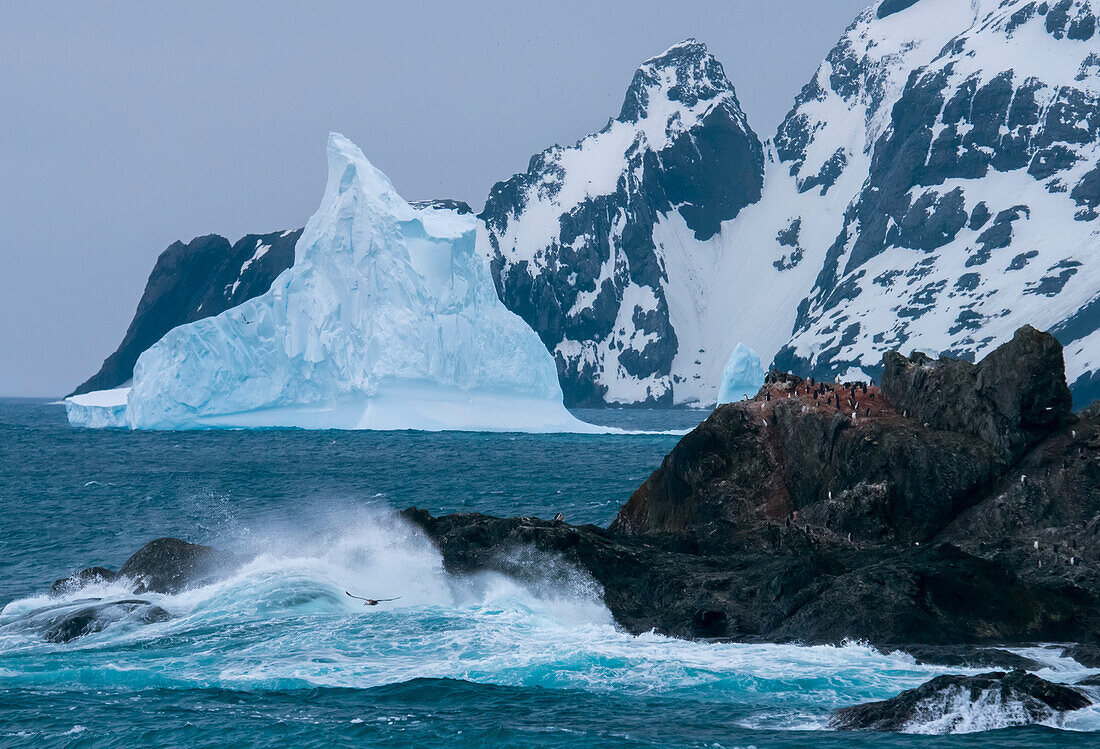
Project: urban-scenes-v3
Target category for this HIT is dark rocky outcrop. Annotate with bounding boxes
[406,508,1100,647]
[1,597,173,644]
[880,325,1072,461]
[1063,643,1100,668]
[41,599,171,643]
[828,671,1091,732]
[53,537,244,595]
[406,327,1100,649]
[71,230,301,396]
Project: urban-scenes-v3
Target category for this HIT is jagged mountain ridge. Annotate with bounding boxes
[481,40,764,406]
[482,1,1100,409]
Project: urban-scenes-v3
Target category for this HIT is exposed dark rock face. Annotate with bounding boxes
[483,39,764,406]
[71,230,301,396]
[828,671,1091,732]
[0,597,172,644]
[406,327,1100,648]
[880,325,1072,461]
[53,537,244,595]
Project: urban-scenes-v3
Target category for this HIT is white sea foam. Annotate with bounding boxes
[2,507,1098,733]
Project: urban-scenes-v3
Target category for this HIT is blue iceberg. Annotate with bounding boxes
[716,343,764,404]
[68,134,595,432]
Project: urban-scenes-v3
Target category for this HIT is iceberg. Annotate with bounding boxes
[716,343,764,404]
[68,133,596,433]
[64,387,130,428]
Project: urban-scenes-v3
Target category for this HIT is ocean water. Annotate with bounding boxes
[1,400,1098,747]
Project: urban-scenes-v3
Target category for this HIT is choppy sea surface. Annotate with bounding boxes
[1,399,1098,748]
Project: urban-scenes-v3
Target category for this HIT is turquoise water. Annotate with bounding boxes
[1,400,1098,747]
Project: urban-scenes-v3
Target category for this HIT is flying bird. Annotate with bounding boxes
[346,591,401,606]
[241,314,253,324]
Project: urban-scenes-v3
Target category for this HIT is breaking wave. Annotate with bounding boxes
[1,508,1098,736]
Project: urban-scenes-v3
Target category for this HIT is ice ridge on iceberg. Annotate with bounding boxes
[68,133,596,432]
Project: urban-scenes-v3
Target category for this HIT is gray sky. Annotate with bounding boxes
[0,0,870,397]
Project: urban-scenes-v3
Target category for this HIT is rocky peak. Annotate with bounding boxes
[482,39,763,408]
[613,325,1082,545]
[70,229,301,397]
[881,325,1073,461]
[618,39,739,123]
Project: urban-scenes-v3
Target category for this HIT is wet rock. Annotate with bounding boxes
[405,509,1100,646]
[55,538,244,595]
[828,671,1091,732]
[41,599,171,643]
[118,537,243,594]
[1063,643,1100,668]
[895,645,1043,672]
[51,566,117,594]
[1,598,173,644]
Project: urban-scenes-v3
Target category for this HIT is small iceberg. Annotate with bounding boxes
[65,387,130,428]
[716,343,764,404]
[68,134,597,433]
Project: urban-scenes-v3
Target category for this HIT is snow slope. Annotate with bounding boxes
[68,134,594,432]
[699,0,990,395]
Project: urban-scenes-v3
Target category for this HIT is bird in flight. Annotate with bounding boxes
[241,314,253,324]
[346,591,401,606]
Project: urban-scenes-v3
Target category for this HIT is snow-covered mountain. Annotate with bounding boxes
[69,2,1100,412]
[699,0,982,388]
[481,40,764,406]
[756,0,1100,407]
[68,134,592,432]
